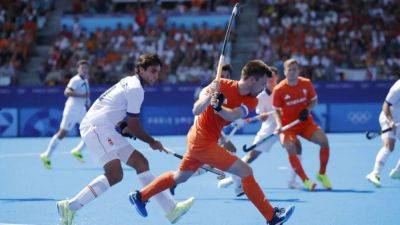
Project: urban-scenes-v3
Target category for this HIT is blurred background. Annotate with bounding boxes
[0,0,398,137]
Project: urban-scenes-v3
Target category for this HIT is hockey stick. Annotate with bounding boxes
[222,111,275,143]
[163,147,226,179]
[242,119,301,152]
[215,3,240,81]
[365,123,399,140]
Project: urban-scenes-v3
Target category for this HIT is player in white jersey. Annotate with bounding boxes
[217,67,303,196]
[366,79,400,187]
[55,54,194,225]
[40,60,90,169]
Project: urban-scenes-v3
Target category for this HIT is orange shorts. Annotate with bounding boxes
[179,140,238,172]
[280,119,320,143]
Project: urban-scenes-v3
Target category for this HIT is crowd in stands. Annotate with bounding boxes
[43,1,233,85]
[0,0,53,86]
[256,0,400,81]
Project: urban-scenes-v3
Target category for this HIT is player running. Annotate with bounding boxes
[40,60,90,169]
[56,54,194,225]
[129,60,295,225]
[272,59,332,191]
[366,79,400,187]
[218,67,303,196]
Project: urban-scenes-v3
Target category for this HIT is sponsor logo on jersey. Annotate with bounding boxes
[284,94,291,100]
[107,137,114,146]
[286,97,307,106]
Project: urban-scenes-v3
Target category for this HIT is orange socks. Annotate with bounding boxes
[242,175,275,221]
[289,154,308,181]
[319,147,329,174]
[140,171,176,201]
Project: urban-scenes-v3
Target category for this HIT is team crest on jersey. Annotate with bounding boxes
[302,89,307,96]
[107,137,114,146]
[284,94,291,100]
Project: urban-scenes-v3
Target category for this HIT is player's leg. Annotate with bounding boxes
[201,144,294,224]
[305,127,332,190]
[40,128,68,169]
[390,156,400,179]
[367,136,395,186]
[57,125,125,225]
[288,140,303,189]
[123,148,194,223]
[130,153,198,219]
[70,112,87,162]
[282,132,315,191]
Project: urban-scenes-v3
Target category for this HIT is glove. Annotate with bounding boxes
[211,92,225,112]
[299,109,309,121]
[115,121,136,139]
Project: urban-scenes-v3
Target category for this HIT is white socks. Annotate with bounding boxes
[290,155,302,182]
[232,174,242,187]
[71,140,85,153]
[44,135,60,157]
[373,147,391,175]
[138,171,176,214]
[68,175,110,212]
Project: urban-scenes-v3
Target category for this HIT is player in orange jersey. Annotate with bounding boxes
[272,59,332,191]
[129,60,295,225]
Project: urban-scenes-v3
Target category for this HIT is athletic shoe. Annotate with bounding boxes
[267,205,295,225]
[129,191,148,217]
[303,179,316,191]
[70,150,84,163]
[316,173,332,190]
[217,177,234,188]
[389,169,400,180]
[288,180,303,190]
[366,172,381,187]
[40,153,51,169]
[235,185,245,197]
[56,200,75,225]
[166,197,195,223]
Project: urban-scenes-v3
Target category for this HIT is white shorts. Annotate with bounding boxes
[80,123,134,167]
[60,109,86,131]
[379,113,400,140]
[252,125,278,153]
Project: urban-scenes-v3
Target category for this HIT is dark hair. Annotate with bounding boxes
[222,64,233,75]
[76,60,89,68]
[269,66,278,76]
[241,60,271,80]
[135,53,162,74]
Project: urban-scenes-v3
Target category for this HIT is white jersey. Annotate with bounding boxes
[64,74,90,112]
[82,75,144,127]
[380,79,400,122]
[256,90,276,131]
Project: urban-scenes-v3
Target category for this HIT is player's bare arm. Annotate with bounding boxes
[383,101,395,127]
[273,109,283,133]
[127,116,164,151]
[64,87,88,98]
[216,106,244,122]
[193,88,212,115]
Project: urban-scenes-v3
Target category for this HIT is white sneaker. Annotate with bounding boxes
[56,200,75,225]
[288,180,303,190]
[217,177,234,188]
[165,197,195,224]
[366,172,381,187]
[389,169,400,180]
[234,185,245,197]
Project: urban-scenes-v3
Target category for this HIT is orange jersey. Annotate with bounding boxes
[188,78,258,147]
[272,77,317,125]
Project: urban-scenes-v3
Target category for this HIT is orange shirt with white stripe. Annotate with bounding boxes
[272,77,317,125]
[188,78,258,147]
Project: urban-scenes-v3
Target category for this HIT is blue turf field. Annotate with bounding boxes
[1,134,399,225]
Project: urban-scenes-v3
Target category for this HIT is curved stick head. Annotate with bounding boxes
[365,131,374,140]
[242,144,247,152]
